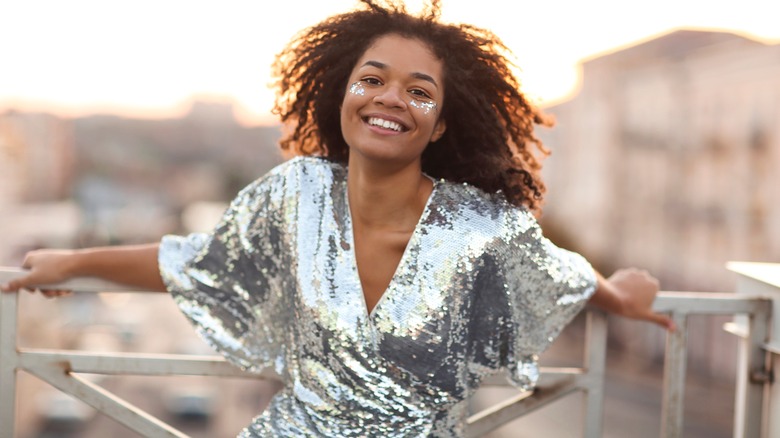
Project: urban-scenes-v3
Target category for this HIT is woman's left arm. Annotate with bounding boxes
[587,268,675,331]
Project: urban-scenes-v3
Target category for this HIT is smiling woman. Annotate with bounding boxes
[341,35,447,167]
[2,1,673,437]
[272,1,553,213]
[339,34,448,313]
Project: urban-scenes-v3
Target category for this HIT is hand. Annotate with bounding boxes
[609,268,674,331]
[1,249,76,298]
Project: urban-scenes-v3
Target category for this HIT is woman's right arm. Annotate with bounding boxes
[1,244,167,294]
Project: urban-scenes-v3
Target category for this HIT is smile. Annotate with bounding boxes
[365,116,407,132]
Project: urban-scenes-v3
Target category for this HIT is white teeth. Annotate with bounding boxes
[367,117,403,132]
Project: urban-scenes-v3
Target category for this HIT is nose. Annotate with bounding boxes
[373,85,406,109]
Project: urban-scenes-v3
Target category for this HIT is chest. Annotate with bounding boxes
[352,226,412,315]
[288,175,497,333]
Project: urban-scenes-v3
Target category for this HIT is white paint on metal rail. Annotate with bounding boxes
[17,349,279,379]
[2,264,777,438]
[660,312,689,438]
[0,292,19,436]
[0,267,149,292]
[465,376,579,438]
[728,261,777,438]
[582,310,608,437]
[25,362,188,438]
[727,261,780,288]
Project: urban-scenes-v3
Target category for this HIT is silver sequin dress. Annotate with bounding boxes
[159,156,597,437]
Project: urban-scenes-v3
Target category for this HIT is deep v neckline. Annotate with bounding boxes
[344,177,438,319]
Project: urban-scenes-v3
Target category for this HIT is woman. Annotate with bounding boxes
[3,1,673,436]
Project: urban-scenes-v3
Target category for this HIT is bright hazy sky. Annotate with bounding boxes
[2,0,779,125]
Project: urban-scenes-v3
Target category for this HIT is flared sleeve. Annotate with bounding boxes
[499,208,597,390]
[158,173,287,374]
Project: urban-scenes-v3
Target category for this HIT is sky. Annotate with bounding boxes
[2,0,779,125]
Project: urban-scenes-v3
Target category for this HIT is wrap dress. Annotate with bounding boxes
[159,156,597,437]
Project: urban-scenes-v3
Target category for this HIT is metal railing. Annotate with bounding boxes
[1,264,776,438]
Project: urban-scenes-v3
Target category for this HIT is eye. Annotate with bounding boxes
[361,77,382,86]
[409,88,432,99]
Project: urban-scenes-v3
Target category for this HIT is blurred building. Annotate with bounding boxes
[1,102,285,437]
[0,111,74,203]
[0,112,78,263]
[0,101,284,257]
[539,29,780,377]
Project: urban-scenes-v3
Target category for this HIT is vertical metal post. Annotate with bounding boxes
[660,312,688,438]
[0,293,18,438]
[728,261,777,438]
[767,345,780,438]
[733,308,770,438]
[583,310,607,438]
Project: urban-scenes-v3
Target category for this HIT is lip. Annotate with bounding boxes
[361,112,410,132]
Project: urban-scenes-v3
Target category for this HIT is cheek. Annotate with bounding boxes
[340,88,368,126]
[339,104,349,138]
[342,83,368,109]
[339,95,359,145]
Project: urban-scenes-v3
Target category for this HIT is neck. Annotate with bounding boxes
[346,156,433,231]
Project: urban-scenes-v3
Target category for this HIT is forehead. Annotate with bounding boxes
[353,34,443,80]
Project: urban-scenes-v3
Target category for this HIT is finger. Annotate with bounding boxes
[1,277,29,293]
[41,289,72,298]
[648,312,676,332]
[43,290,59,298]
[21,254,34,269]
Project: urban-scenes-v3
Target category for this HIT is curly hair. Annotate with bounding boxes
[271,0,553,212]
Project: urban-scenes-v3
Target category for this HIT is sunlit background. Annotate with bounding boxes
[2,1,779,437]
[2,0,779,123]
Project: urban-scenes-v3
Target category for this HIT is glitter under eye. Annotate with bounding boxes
[349,82,366,96]
[409,99,437,115]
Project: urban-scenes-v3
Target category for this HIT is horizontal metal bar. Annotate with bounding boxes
[25,362,188,437]
[763,342,780,355]
[723,322,747,339]
[727,261,780,289]
[538,366,586,376]
[479,367,585,386]
[4,267,771,315]
[0,267,154,293]
[18,349,281,381]
[465,375,580,438]
[653,292,770,314]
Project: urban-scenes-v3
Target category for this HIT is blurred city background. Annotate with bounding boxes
[1,1,779,437]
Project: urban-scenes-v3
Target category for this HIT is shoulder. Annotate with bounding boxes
[239,156,345,197]
[435,179,538,233]
[263,156,343,182]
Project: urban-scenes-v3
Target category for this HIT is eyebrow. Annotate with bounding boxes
[360,60,439,89]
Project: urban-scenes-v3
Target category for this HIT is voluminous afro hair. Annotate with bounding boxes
[272,0,553,213]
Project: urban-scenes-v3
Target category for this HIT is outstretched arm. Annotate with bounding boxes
[587,268,675,331]
[1,244,167,295]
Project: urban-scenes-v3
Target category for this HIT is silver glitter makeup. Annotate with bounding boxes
[409,98,437,115]
[349,81,366,96]
[159,157,597,437]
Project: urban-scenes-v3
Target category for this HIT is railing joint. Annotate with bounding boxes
[749,369,774,384]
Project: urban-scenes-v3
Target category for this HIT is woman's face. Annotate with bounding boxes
[340,33,446,167]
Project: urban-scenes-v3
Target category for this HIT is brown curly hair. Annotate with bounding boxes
[271,0,553,212]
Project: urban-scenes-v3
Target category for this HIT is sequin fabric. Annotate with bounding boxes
[159,157,597,437]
